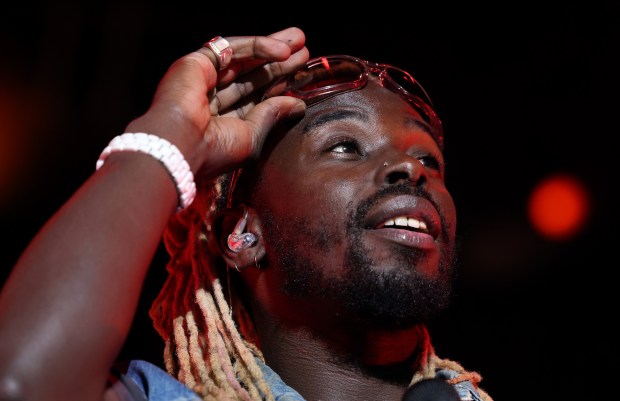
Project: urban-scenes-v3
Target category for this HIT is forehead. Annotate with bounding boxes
[293,80,436,142]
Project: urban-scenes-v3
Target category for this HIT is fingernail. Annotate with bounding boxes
[287,100,306,119]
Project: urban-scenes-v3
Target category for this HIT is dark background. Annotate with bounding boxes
[1,2,618,400]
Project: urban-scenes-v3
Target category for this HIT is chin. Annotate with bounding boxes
[333,264,453,329]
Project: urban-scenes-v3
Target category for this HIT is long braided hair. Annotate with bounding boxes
[149,170,273,401]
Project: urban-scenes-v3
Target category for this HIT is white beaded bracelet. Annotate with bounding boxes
[96,132,196,212]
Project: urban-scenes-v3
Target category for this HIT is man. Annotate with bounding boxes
[0,27,492,401]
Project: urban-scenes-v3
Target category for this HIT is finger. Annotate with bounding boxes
[208,87,220,116]
[198,27,307,116]
[202,36,234,72]
[197,96,304,177]
[218,29,306,86]
[196,27,305,81]
[227,27,306,60]
[148,51,218,128]
[215,46,309,114]
[240,96,307,158]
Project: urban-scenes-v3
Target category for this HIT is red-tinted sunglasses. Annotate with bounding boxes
[262,55,444,148]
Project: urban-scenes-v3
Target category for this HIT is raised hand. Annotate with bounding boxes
[125,27,310,179]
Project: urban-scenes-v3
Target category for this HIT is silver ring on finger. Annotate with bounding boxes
[203,36,233,71]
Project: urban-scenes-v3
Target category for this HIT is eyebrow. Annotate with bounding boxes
[301,109,367,135]
[301,109,434,138]
[404,116,433,136]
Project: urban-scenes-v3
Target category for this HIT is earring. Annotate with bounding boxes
[254,256,262,269]
[227,207,257,253]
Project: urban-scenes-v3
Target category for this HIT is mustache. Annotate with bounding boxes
[351,182,447,232]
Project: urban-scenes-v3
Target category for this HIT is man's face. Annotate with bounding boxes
[245,80,457,330]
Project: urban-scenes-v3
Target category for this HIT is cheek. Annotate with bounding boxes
[256,166,364,259]
[316,176,361,215]
[436,187,457,236]
[260,161,360,219]
[259,163,316,216]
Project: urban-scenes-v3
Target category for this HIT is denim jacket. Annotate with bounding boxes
[109,359,485,401]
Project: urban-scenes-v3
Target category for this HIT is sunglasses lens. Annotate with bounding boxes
[385,66,434,107]
[288,58,365,94]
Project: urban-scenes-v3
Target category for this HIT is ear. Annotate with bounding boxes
[217,205,266,271]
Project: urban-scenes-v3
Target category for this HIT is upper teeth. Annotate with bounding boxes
[383,216,427,231]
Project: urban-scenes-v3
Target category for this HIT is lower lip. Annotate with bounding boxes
[368,228,437,250]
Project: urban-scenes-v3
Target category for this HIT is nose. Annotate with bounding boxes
[374,152,428,188]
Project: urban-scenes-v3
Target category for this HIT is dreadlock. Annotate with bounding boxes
[149,169,493,401]
[149,170,273,401]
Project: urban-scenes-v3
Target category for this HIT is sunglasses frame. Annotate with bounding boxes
[262,55,444,148]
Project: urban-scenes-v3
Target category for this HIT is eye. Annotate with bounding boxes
[331,142,358,154]
[418,153,443,171]
[326,140,363,157]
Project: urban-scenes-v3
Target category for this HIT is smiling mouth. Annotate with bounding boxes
[369,214,437,250]
[377,216,428,233]
[361,194,441,247]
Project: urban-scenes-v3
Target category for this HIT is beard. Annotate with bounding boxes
[260,183,456,330]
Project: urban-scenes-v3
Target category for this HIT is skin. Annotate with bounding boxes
[225,81,457,400]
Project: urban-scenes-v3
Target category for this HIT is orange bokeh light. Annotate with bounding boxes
[527,174,590,241]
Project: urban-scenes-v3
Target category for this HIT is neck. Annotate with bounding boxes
[250,303,433,401]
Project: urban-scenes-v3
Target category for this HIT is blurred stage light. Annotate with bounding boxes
[527,173,590,241]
